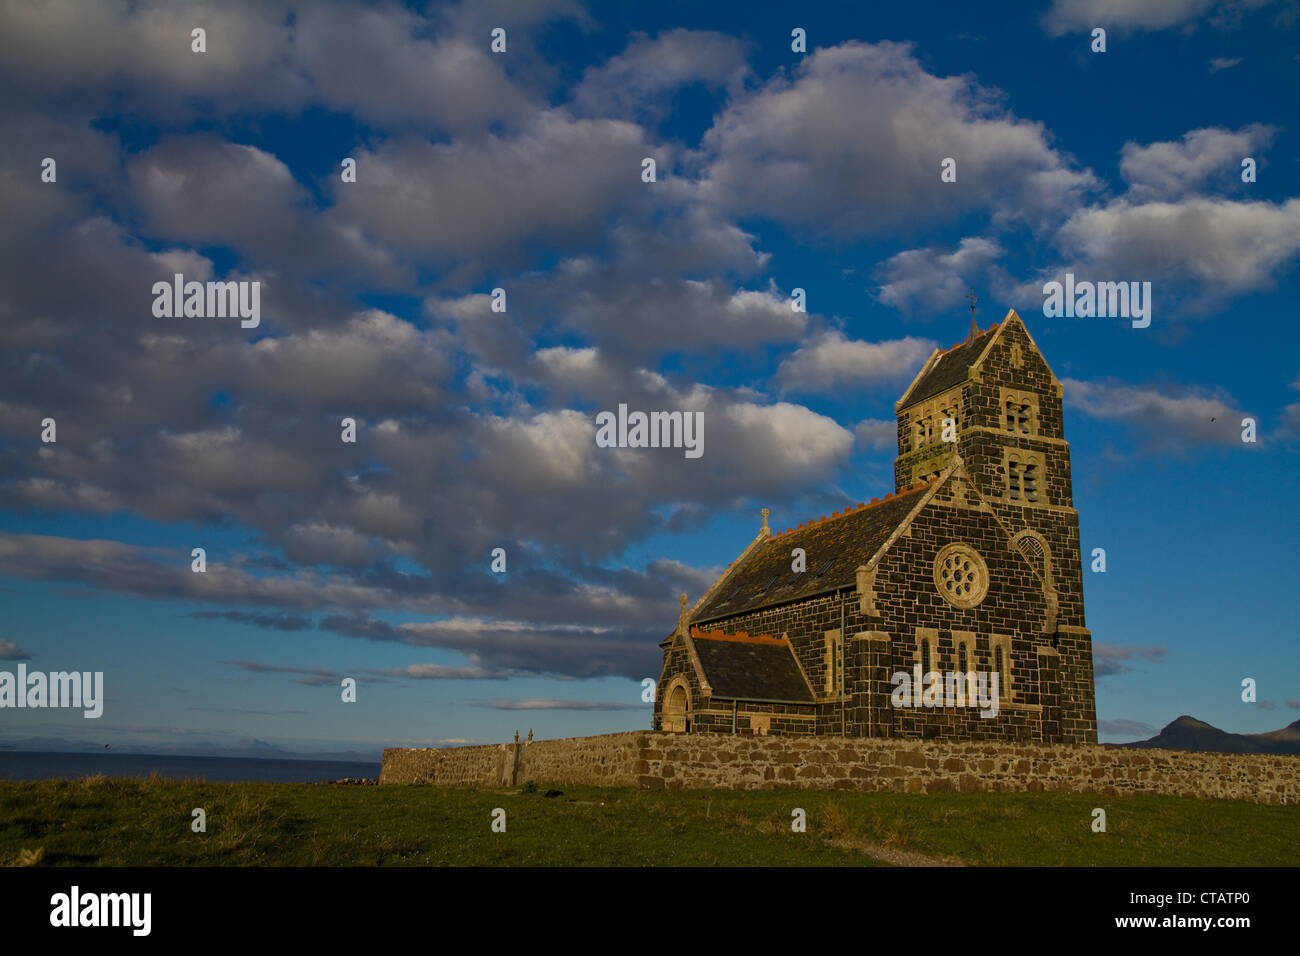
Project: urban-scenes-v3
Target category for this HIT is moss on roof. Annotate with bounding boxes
[693,481,933,622]
[899,323,999,410]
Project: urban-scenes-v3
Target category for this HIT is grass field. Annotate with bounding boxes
[1,776,1295,866]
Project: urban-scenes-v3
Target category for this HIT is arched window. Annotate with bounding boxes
[1004,394,1033,434]
[921,637,932,675]
[994,646,1005,699]
[1005,454,1042,503]
[958,642,968,674]
[824,630,842,696]
[1015,532,1053,585]
[664,681,690,733]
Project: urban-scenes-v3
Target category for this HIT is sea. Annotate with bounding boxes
[0,751,380,783]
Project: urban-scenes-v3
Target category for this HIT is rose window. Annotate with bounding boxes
[934,544,989,609]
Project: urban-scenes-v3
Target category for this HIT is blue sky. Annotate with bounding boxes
[1,0,1297,759]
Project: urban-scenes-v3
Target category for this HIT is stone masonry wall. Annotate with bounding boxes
[380,732,643,787]
[380,741,518,786]
[521,732,644,786]
[381,731,1299,805]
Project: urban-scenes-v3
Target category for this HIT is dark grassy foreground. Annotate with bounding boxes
[1,776,1295,866]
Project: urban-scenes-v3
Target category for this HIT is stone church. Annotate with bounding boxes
[653,309,1097,744]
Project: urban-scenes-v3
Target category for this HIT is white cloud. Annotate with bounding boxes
[875,238,1004,312]
[128,135,403,282]
[156,427,318,494]
[281,522,394,568]
[854,419,898,452]
[561,280,806,357]
[717,401,855,480]
[383,663,502,680]
[243,310,452,406]
[1208,56,1242,71]
[1056,197,1300,296]
[293,5,534,130]
[331,111,649,264]
[480,409,598,487]
[701,41,1097,234]
[0,0,567,130]
[1042,0,1274,35]
[1119,125,1275,201]
[0,638,32,660]
[0,0,302,109]
[572,28,750,118]
[776,332,936,394]
[3,478,120,514]
[1064,378,1248,449]
[1093,644,1168,677]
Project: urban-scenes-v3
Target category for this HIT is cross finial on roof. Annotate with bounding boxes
[760,507,770,535]
[965,291,978,344]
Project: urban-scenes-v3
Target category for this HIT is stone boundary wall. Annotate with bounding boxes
[380,733,643,788]
[521,733,643,786]
[381,732,1299,804]
[381,741,518,787]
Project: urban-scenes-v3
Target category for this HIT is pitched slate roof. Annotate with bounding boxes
[693,480,934,623]
[899,323,999,410]
[690,628,814,703]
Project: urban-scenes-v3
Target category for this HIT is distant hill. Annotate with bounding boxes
[0,735,380,763]
[1115,715,1300,755]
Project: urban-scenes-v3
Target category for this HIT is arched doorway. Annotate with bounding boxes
[663,678,690,733]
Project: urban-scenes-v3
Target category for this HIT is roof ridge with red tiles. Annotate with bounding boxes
[689,626,787,646]
[766,474,940,541]
[939,320,999,355]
